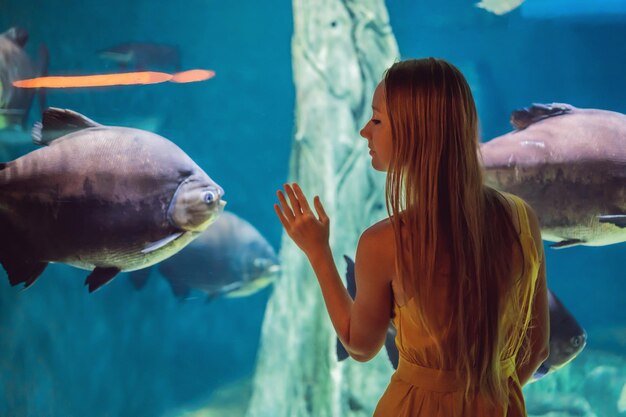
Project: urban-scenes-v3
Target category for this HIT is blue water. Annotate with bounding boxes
[1,0,624,416]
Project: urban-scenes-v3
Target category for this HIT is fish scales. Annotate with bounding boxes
[0,108,225,291]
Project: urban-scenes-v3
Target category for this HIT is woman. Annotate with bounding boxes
[274,58,549,416]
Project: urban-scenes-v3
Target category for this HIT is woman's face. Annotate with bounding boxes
[360,82,393,172]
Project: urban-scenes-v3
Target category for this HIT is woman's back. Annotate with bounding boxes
[374,192,542,417]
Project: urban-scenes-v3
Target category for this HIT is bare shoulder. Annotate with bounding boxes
[356,218,395,281]
[360,217,395,251]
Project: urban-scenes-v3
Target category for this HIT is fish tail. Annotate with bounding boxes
[0,216,48,288]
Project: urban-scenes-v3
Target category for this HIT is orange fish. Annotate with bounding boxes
[13,69,215,88]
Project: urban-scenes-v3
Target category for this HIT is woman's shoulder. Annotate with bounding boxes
[357,218,396,271]
[361,217,395,242]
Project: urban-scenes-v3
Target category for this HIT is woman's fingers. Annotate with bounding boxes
[292,183,312,213]
[314,196,329,224]
[277,190,294,221]
[284,184,302,215]
[274,203,290,229]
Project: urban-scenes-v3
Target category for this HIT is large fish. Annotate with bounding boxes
[481,103,626,248]
[337,256,586,381]
[0,108,225,292]
[129,211,279,300]
[0,27,47,131]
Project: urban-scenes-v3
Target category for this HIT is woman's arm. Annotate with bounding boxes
[274,183,392,361]
[516,202,550,385]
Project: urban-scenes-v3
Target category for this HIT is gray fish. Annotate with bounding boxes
[130,211,279,300]
[0,108,225,292]
[337,256,586,381]
[335,255,398,369]
[0,27,47,131]
[534,289,587,379]
[98,42,181,71]
[481,103,626,248]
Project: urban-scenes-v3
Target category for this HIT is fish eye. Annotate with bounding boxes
[204,190,216,204]
[571,335,583,347]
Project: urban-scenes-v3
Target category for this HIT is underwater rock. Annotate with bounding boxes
[0,108,225,292]
[525,391,596,417]
[583,364,626,417]
[524,348,626,417]
[0,26,47,131]
[129,211,279,300]
[246,0,398,416]
[481,103,626,248]
[619,383,626,413]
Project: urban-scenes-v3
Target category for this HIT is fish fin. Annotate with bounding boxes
[598,214,626,228]
[37,44,49,118]
[0,258,48,288]
[129,267,151,289]
[224,276,274,298]
[169,281,191,300]
[343,255,357,298]
[336,255,356,363]
[510,103,572,130]
[32,108,102,146]
[532,364,550,380]
[336,255,399,368]
[5,27,28,48]
[550,239,584,249]
[385,326,399,369]
[141,232,184,254]
[221,282,254,298]
[84,266,120,293]
[336,340,349,362]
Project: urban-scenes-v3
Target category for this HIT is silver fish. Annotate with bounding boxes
[533,290,587,379]
[0,108,225,292]
[130,211,279,300]
[481,103,626,248]
[0,27,47,131]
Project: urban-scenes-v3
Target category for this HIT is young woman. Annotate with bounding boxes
[274,58,549,416]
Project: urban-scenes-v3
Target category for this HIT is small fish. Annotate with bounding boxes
[0,108,225,292]
[0,27,48,131]
[98,42,181,71]
[130,211,279,300]
[13,69,215,88]
[337,256,586,380]
[475,0,525,15]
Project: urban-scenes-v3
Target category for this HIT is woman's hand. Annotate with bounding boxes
[274,183,330,259]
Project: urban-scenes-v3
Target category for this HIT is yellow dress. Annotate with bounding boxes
[373,194,540,417]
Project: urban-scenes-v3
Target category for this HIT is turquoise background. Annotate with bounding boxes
[1,0,624,415]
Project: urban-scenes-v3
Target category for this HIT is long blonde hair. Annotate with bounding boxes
[384,58,524,406]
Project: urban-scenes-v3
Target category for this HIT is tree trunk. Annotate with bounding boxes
[246,1,399,416]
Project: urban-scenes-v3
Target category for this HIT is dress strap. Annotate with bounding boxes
[499,193,542,359]
[507,194,534,240]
